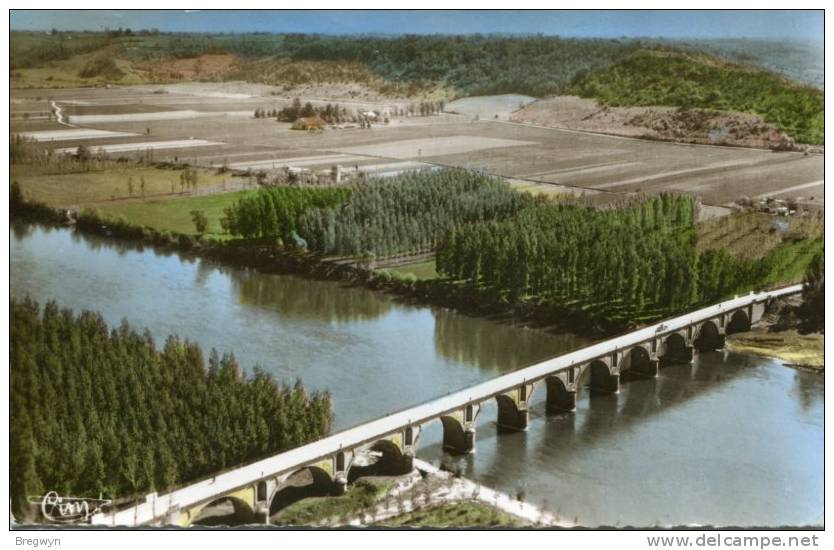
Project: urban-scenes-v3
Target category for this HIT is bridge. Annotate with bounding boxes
[91,284,802,526]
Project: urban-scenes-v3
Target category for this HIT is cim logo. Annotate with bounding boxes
[29,492,112,523]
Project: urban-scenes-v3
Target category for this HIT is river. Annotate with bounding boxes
[10,222,823,527]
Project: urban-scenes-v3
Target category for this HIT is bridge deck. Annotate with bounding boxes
[93,285,801,525]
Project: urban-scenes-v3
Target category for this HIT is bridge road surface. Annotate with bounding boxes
[92,284,802,526]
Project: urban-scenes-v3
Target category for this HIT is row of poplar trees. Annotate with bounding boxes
[220,170,530,258]
[436,194,823,320]
[297,169,531,257]
[10,299,332,517]
[436,195,699,318]
[217,169,820,322]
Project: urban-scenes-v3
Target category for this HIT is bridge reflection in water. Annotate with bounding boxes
[91,286,798,527]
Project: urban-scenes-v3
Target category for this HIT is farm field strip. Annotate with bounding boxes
[68,110,253,124]
[523,161,645,180]
[226,153,368,170]
[590,157,790,189]
[54,139,225,155]
[347,160,430,173]
[517,160,636,179]
[18,128,139,141]
[333,135,539,159]
[754,180,825,199]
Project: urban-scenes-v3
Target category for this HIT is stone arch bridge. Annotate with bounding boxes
[91,285,800,526]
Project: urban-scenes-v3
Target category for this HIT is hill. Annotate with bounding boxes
[11,32,823,145]
[569,49,823,145]
[10,31,636,96]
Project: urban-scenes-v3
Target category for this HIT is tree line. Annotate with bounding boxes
[436,194,823,322]
[220,186,351,243]
[13,31,639,97]
[437,195,698,319]
[10,299,331,517]
[297,170,532,257]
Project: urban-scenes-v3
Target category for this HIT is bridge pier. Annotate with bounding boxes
[442,426,476,455]
[333,477,348,496]
[441,404,479,454]
[592,371,620,393]
[589,360,619,394]
[496,384,532,431]
[661,332,698,366]
[632,358,659,378]
[545,375,576,412]
[254,506,270,525]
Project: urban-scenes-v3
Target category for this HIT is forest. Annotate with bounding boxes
[221,170,530,257]
[10,299,331,516]
[435,195,823,323]
[296,170,531,257]
[11,31,637,96]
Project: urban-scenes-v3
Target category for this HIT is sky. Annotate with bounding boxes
[9,9,824,41]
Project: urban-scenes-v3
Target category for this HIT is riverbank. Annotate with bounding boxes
[726,329,823,373]
[10,197,621,339]
[10,194,818,345]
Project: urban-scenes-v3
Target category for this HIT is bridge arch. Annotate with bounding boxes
[622,345,658,378]
[660,332,691,365]
[440,405,477,454]
[495,392,528,432]
[694,320,724,352]
[347,439,411,481]
[545,375,576,412]
[186,489,256,527]
[588,359,619,394]
[727,309,751,334]
[268,466,334,518]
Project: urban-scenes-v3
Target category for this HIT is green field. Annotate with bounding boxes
[697,211,823,261]
[384,259,439,281]
[95,191,251,238]
[377,502,526,528]
[272,479,389,526]
[12,165,234,208]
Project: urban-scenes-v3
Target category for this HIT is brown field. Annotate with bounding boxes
[512,96,791,150]
[10,85,823,208]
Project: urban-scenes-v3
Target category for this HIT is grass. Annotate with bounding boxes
[11,46,154,89]
[12,165,234,208]
[726,329,823,370]
[94,190,251,238]
[508,179,572,199]
[272,479,389,526]
[696,211,823,261]
[378,501,526,528]
[384,259,439,281]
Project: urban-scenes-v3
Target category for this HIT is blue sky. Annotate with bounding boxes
[10,10,823,41]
